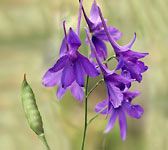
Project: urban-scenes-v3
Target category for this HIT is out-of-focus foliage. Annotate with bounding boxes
[0,0,167,150]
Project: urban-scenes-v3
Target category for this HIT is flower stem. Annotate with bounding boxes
[104,55,116,63]
[86,79,104,98]
[81,75,89,150]
[39,134,51,150]
[96,55,116,69]
[87,106,108,125]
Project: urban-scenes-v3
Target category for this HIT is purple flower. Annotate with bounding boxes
[95,90,143,141]
[42,27,100,101]
[85,27,132,108]
[112,33,149,82]
[82,0,122,60]
[97,7,149,82]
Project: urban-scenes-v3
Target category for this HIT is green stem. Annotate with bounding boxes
[81,76,89,150]
[96,55,116,68]
[104,55,116,63]
[86,79,104,98]
[87,106,108,125]
[39,134,51,150]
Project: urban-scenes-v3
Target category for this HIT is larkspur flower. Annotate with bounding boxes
[42,27,100,102]
[95,90,144,141]
[82,0,122,60]
[85,27,132,108]
[86,27,144,141]
[98,6,149,82]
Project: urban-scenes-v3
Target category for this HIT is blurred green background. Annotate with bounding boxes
[0,0,167,150]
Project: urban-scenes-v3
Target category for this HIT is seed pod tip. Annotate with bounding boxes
[24,74,26,80]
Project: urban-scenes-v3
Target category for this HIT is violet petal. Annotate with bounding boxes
[49,55,69,72]
[42,69,62,87]
[104,109,118,133]
[94,26,122,41]
[124,102,144,119]
[67,28,81,51]
[70,81,84,102]
[59,38,67,57]
[77,52,100,77]
[106,82,123,108]
[89,0,100,24]
[118,108,127,141]
[115,56,124,71]
[74,59,85,87]
[92,35,107,60]
[124,91,140,102]
[57,84,67,100]
[95,100,108,114]
[61,63,75,88]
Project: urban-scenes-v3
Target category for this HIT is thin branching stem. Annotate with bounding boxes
[81,76,89,150]
[86,79,104,98]
[87,106,108,125]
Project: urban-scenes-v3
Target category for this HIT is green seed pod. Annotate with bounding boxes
[21,74,44,135]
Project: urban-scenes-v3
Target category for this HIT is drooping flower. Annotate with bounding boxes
[82,0,122,60]
[95,90,144,141]
[42,27,100,102]
[85,27,132,108]
[97,6,149,82]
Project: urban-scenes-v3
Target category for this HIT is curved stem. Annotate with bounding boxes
[96,55,116,69]
[104,55,116,63]
[39,134,51,150]
[87,106,108,125]
[81,75,89,150]
[86,79,104,98]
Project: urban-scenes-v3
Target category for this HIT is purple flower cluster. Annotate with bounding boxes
[42,0,148,141]
[84,1,148,141]
[42,23,100,102]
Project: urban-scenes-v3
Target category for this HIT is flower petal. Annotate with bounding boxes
[92,36,107,60]
[42,69,62,87]
[120,33,136,51]
[57,84,67,100]
[122,50,149,59]
[106,82,123,108]
[59,38,67,57]
[118,108,127,141]
[124,102,144,119]
[124,60,148,82]
[74,59,85,87]
[49,55,69,72]
[70,81,84,102]
[124,91,140,102]
[89,0,100,23]
[105,73,132,85]
[67,28,81,51]
[115,56,124,71]
[104,109,118,133]
[94,26,122,41]
[61,63,75,88]
[94,100,108,114]
[137,61,148,73]
[77,52,100,77]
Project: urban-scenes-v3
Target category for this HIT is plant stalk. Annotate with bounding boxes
[39,134,51,150]
[87,106,108,125]
[81,75,89,150]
